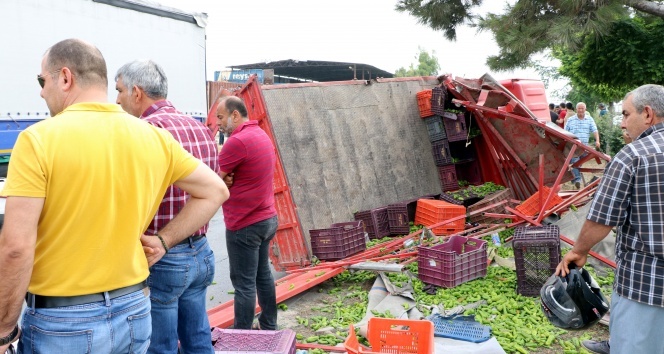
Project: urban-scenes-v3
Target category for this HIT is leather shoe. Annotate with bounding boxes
[582,340,610,354]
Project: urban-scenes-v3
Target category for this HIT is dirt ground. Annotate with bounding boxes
[559,158,607,192]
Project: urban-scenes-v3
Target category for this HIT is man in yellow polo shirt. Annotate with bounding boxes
[0,38,229,354]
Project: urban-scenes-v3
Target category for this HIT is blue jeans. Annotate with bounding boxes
[570,156,582,183]
[147,237,215,354]
[226,216,278,330]
[18,288,151,354]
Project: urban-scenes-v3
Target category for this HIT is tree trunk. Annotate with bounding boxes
[627,0,664,18]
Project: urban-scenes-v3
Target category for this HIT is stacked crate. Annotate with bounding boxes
[354,206,390,239]
[441,111,468,142]
[310,221,366,261]
[417,86,459,192]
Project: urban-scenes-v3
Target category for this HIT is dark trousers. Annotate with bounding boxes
[226,216,278,329]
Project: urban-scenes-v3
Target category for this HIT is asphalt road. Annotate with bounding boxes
[204,207,287,311]
[205,207,234,309]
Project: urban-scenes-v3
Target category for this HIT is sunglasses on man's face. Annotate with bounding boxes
[37,69,62,88]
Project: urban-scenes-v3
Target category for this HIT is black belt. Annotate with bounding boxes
[26,280,147,309]
[176,234,206,246]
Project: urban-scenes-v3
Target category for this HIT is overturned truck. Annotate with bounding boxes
[206,74,609,272]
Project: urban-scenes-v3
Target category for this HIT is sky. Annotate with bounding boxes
[154,0,566,100]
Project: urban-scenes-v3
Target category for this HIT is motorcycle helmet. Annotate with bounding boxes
[540,265,610,329]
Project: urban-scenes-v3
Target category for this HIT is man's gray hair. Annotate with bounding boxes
[115,60,168,99]
[576,102,586,109]
[626,84,664,118]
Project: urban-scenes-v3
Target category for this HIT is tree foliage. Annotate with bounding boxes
[395,0,664,101]
[395,47,441,77]
[556,16,664,95]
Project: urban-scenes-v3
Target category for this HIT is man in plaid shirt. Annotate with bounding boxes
[557,84,664,354]
[115,60,219,354]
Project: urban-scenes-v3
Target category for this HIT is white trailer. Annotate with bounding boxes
[0,0,208,174]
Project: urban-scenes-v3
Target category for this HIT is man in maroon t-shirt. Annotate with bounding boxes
[216,96,278,330]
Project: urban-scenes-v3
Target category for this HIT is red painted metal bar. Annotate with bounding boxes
[505,206,539,227]
[472,110,510,186]
[539,154,544,209]
[483,213,517,219]
[577,168,606,173]
[207,267,345,329]
[559,235,616,268]
[288,252,417,273]
[464,224,507,239]
[536,144,578,223]
[474,115,529,172]
[455,100,610,163]
[550,178,601,214]
[467,199,509,217]
[572,151,602,168]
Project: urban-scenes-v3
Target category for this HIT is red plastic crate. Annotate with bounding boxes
[514,186,563,216]
[310,221,366,261]
[211,328,296,354]
[345,318,434,354]
[513,225,561,296]
[354,206,390,239]
[414,199,466,235]
[441,111,468,142]
[431,86,446,116]
[431,139,452,166]
[437,165,458,192]
[395,196,436,222]
[416,90,434,118]
[467,188,512,224]
[387,203,409,235]
[417,236,487,288]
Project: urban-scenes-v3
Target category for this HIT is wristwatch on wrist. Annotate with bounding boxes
[0,325,19,346]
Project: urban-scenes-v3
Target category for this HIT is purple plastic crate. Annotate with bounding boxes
[442,111,468,142]
[431,86,447,116]
[354,206,390,239]
[417,236,487,288]
[310,221,366,261]
[387,203,410,235]
[513,225,561,296]
[437,165,458,192]
[211,328,296,354]
[431,139,452,166]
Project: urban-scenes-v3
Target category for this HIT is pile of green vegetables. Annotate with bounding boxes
[289,227,613,354]
[445,182,506,201]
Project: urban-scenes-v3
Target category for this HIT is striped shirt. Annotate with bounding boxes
[587,122,664,307]
[218,120,276,231]
[141,100,218,236]
[565,114,597,145]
